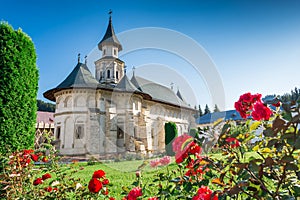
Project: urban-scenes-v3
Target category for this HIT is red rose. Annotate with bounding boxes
[92,170,106,179]
[235,93,263,119]
[251,102,272,121]
[102,178,109,185]
[189,142,202,155]
[42,157,48,162]
[33,178,43,185]
[239,92,252,103]
[225,137,240,148]
[30,154,39,162]
[42,173,51,180]
[88,178,102,193]
[234,101,248,119]
[150,159,160,168]
[192,186,218,200]
[148,197,159,200]
[127,187,142,200]
[23,149,34,155]
[44,186,53,192]
[159,156,171,166]
[272,102,281,107]
[109,197,116,200]
[172,134,193,153]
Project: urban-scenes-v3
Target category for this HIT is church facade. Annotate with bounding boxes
[44,15,196,157]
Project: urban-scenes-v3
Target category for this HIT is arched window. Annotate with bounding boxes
[107,70,110,78]
[116,71,119,79]
[75,125,84,139]
[114,49,117,55]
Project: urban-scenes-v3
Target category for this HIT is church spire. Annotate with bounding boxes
[98,10,122,51]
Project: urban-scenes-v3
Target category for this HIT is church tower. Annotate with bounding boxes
[95,11,125,84]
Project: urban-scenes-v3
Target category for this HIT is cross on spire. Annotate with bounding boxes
[108,9,112,21]
[78,53,81,63]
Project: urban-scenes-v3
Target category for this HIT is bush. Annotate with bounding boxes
[0,22,38,154]
[164,122,178,156]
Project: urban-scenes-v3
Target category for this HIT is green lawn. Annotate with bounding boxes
[47,152,260,199]
[61,159,177,199]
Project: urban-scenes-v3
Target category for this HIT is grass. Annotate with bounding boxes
[59,159,177,199]
[38,151,261,199]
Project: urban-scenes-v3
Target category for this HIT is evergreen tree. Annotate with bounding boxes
[0,22,38,154]
[164,122,178,156]
[37,99,55,112]
[280,87,300,102]
[204,104,211,115]
[199,105,203,117]
[213,104,220,112]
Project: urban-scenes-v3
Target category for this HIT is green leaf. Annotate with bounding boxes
[293,184,300,197]
[221,124,231,135]
[282,112,292,121]
[263,128,276,137]
[286,163,298,171]
[267,139,278,147]
[281,155,294,163]
[294,136,300,149]
[281,133,295,140]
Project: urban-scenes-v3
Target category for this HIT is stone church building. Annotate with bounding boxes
[44,15,196,157]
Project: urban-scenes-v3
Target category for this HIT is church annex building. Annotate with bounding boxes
[44,15,196,157]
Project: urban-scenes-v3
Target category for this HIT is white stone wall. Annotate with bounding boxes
[53,88,195,156]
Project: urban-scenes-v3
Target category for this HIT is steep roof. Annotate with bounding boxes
[43,62,99,101]
[131,75,191,108]
[115,75,140,92]
[196,110,243,125]
[98,16,122,51]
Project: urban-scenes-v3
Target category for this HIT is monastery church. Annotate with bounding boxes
[44,14,196,157]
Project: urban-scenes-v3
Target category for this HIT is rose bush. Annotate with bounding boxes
[1,92,300,199]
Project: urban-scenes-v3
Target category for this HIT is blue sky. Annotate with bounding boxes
[1,0,300,110]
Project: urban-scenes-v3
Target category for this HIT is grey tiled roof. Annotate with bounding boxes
[131,75,190,108]
[114,75,140,92]
[56,63,99,88]
[98,17,122,51]
[43,63,99,101]
[196,110,243,124]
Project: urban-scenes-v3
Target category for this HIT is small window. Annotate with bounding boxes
[135,100,139,110]
[114,49,117,55]
[116,71,119,79]
[56,127,61,140]
[103,49,106,55]
[75,125,84,139]
[117,127,124,139]
[107,70,110,78]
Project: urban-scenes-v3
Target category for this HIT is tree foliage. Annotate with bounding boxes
[164,122,177,156]
[280,87,300,102]
[37,99,55,112]
[0,22,38,154]
[213,104,220,112]
[204,104,211,115]
[199,105,203,117]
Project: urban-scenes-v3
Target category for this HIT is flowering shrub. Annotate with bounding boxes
[123,92,300,199]
[2,92,300,199]
[149,156,171,168]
